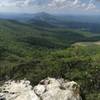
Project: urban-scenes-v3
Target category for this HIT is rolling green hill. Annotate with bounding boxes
[0,19,100,100]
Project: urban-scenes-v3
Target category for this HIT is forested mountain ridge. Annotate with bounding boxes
[0,12,100,33]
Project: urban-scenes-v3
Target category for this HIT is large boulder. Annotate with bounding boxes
[0,78,82,100]
[34,77,82,100]
[0,80,40,100]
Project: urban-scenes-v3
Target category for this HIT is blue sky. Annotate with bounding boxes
[0,0,100,14]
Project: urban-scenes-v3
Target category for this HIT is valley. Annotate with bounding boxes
[0,12,100,100]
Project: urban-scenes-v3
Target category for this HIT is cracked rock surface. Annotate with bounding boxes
[0,77,82,100]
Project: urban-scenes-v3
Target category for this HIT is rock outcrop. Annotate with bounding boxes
[0,77,82,100]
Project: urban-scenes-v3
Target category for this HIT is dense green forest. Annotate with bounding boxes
[0,19,100,100]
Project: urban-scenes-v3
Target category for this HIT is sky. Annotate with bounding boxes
[0,0,100,14]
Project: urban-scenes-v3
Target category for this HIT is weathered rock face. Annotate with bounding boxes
[0,78,82,100]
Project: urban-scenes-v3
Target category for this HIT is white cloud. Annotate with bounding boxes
[48,0,80,8]
[0,0,35,7]
[48,0,99,12]
[86,3,96,10]
[73,0,79,5]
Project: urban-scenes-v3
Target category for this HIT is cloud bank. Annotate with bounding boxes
[0,0,100,14]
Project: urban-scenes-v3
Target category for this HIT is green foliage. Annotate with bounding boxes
[0,19,100,100]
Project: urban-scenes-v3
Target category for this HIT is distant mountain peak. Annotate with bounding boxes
[31,12,56,22]
[36,12,49,15]
[33,12,52,18]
